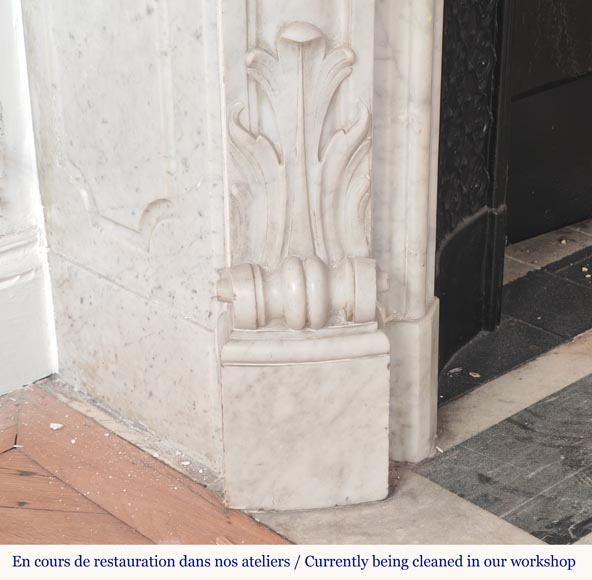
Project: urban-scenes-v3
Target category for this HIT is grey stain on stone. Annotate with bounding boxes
[419,373,592,544]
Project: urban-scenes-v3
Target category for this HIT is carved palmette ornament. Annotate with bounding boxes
[217,22,376,330]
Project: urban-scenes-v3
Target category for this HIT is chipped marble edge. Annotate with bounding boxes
[34,375,223,495]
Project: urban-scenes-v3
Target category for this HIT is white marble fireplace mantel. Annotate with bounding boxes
[0,0,444,511]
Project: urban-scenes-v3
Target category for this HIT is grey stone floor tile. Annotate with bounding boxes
[421,374,592,544]
[575,532,592,544]
[503,256,538,285]
[254,470,542,545]
[503,466,592,544]
[437,330,592,451]
[567,219,592,239]
[506,227,592,268]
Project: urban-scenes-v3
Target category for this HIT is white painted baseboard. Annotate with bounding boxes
[0,228,57,394]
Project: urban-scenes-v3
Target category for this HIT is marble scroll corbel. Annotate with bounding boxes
[215,10,390,511]
[216,256,378,331]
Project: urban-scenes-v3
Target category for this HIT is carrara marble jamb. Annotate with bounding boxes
[21,0,227,473]
[216,0,390,510]
[0,0,57,393]
[373,0,444,462]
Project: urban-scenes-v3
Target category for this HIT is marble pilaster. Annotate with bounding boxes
[374,0,444,462]
[216,0,391,510]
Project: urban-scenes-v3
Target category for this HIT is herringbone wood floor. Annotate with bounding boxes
[0,386,286,545]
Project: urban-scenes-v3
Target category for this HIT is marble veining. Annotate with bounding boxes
[218,19,377,332]
[10,0,449,506]
[419,373,592,544]
[373,0,444,462]
[222,353,390,510]
[21,0,226,469]
[217,0,390,511]
[22,0,226,329]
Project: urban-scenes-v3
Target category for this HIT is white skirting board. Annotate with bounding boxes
[0,229,56,394]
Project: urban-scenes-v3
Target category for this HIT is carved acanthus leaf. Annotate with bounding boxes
[228,105,285,265]
[221,21,375,330]
[322,103,372,262]
[228,22,372,269]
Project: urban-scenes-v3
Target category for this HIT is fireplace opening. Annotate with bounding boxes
[435,0,592,402]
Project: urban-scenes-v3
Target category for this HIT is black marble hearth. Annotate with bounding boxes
[419,373,592,544]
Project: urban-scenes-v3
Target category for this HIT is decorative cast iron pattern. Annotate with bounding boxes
[436,0,500,246]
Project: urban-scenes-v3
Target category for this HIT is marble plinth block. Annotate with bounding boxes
[221,328,390,511]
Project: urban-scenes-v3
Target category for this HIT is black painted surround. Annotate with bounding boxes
[436,0,510,372]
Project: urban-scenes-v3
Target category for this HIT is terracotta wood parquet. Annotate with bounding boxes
[0,386,287,545]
